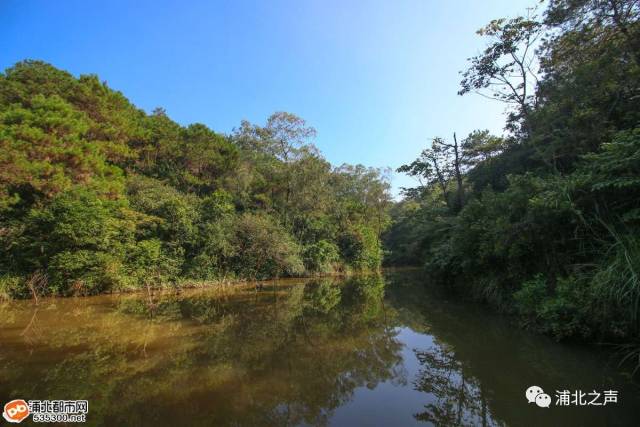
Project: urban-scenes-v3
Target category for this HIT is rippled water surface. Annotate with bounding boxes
[1,270,638,426]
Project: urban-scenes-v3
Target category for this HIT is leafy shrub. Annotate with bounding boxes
[514,274,548,320]
[48,250,122,295]
[127,175,199,246]
[16,187,134,295]
[233,213,304,279]
[185,191,237,280]
[303,240,340,273]
[537,277,592,340]
[339,225,382,271]
[0,274,28,300]
[127,239,181,289]
[590,231,640,338]
[515,275,592,339]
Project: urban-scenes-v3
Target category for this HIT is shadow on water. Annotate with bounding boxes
[0,271,638,426]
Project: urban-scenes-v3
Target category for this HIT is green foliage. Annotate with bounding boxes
[16,187,134,295]
[0,61,392,297]
[185,191,237,280]
[0,275,28,300]
[303,240,340,273]
[514,275,592,340]
[127,239,180,288]
[580,129,640,196]
[0,94,125,204]
[591,232,640,335]
[339,225,383,271]
[386,0,640,357]
[48,250,122,295]
[233,213,304,279]
[127,175,198,247]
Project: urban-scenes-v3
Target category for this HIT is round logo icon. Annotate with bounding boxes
[2,399,30,423]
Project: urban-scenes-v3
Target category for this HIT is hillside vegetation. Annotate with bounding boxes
[0,63,391,298]
[384,0,640,348]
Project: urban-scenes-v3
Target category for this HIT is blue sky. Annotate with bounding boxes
[1,0,537,196]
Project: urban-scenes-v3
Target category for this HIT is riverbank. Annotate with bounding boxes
[0,269,396,302]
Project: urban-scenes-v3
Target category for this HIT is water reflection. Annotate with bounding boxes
[1,272,638,426]
[415,340,507,427]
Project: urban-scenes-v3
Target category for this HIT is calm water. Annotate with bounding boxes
[1,270,639,426]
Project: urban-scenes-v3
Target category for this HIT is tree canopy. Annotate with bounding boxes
[385,0,640,351]
[0,61,391,298]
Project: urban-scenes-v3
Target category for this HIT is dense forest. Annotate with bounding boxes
[2,0,639,360]
[385,0,640,350]
[0,62,392,298]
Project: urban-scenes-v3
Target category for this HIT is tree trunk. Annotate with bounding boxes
[452,133,464,210]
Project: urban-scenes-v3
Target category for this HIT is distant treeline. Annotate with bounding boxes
[384,0,640,348]
[0,63,391,298]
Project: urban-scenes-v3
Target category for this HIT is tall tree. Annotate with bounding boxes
[545,0,640,64]
[397,135,465,211]
[459,14,542,136]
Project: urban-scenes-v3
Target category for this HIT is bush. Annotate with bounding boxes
[233,213,303,279]
[127,176,199,246]
[538,277,592,340]
[339,225,382,271]
[515,275,592,340]
[15,187,135,295]
[590,231,640,339]
[303,240,340,273]
[48,250,122,295]
[127,239,180,289]
[0,274,28,300]
[184,191,237,280]
[514,274,548,320]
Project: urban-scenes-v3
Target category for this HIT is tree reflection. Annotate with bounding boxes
[4,272,638,426]
[412,343,500,426]
[0,275,406,426]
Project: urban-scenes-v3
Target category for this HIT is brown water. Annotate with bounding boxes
[1,270,639,426]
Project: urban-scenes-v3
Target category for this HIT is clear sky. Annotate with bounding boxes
[1,0,537,196]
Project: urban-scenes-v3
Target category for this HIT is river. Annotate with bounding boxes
[1,270,638,426]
